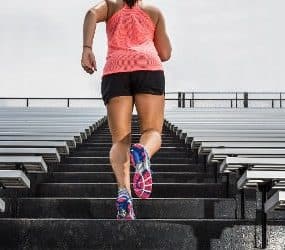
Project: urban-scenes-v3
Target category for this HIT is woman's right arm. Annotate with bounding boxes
[154,10,172,62]
[81,0,108,74]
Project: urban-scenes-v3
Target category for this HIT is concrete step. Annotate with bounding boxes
[49,163,207,173]
[94,128,169,131]
[92,131,171,134]
[32,183,226,198]
[88,132,174,137]
[0,218,277,250]
[97,131,159,134]
[90,135,176,139]
[85,139,180,144]
[62,156,194,164]
[75,146,187,152]
[89,135,176,139]
[87,133,176,138]
[41,172,215,183]
[1,198,236,219]
[78,142,185,147]
[69,151,190,157]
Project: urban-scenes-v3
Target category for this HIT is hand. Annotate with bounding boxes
[81,48,97,74]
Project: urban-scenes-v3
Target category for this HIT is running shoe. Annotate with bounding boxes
[130,143,153,199]
[116,191,135,220]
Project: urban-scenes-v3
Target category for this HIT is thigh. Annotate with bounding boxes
[106,96,134,143]
[134,94,165,134]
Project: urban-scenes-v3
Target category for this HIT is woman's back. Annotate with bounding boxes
[103,0,164,76]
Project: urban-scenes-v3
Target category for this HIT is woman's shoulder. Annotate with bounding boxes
[140,2,160,16]
[139,2,162,26]
[140,2,161,13]
[104,0,123,20]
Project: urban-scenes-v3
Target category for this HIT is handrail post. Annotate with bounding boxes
[243,92,248,108]
[67,98,70,108]
[178,92,182,108]
[26,98,29,107]
[182,92,186,108]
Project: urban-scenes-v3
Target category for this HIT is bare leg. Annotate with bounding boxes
[106,96,134,195]
[134,94,165,158]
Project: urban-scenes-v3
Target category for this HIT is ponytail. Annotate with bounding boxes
[123,0,138,8]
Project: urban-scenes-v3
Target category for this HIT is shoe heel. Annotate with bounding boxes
[116,195,135,220]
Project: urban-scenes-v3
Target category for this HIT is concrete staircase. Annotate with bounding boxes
[0,115,284,249]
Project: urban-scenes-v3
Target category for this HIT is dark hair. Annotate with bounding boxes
[123,0,138,8]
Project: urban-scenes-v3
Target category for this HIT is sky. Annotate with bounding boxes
[0,0,284,99]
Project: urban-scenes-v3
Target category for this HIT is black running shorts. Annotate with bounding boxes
[101,70,165,105]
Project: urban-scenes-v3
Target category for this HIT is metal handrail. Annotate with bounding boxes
[0,92,284,108]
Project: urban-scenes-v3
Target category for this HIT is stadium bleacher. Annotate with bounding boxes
[165,108,285,208]
[0,170,30,188]
[0,155,48,172]
[165,107,285,248]
[1,104,285,248]
[0,141,70,154]
[0,135,78,147]
[0,106,107,213]
[265,191,285,213]
[0,198,4,213]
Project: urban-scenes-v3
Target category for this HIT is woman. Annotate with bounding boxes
[81,0,172,220]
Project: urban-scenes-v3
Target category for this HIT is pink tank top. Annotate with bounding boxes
[102,2,164,76]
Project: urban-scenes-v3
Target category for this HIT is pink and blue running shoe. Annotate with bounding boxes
[130,143,153,199]
[116,190,135,220]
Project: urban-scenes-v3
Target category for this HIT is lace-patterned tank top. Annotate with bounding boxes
[102,2,163,76]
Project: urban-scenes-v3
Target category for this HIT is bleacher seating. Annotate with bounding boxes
[164,107,285,242]
[0,141,70,154]
[0,107,107,212]
[265,191,285,213]
[1,105,285,248]
[0,148,61,162]
[220,157,285,172]
[0,170,30,188]
[191,136,285,150]
[207,148,285,164]
[198,141,285,155]
[0,198,4,213]
[0,136,78,147]
[0,156,47,172]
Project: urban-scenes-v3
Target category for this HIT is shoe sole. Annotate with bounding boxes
[130,145,153,199]
[132,170,152,199]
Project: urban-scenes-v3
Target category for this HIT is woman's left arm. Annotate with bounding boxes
[81,0,108,74]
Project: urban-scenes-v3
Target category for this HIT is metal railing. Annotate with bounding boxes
[166,92,285,108]
[0,97,103,108]
[0,92,284,108]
